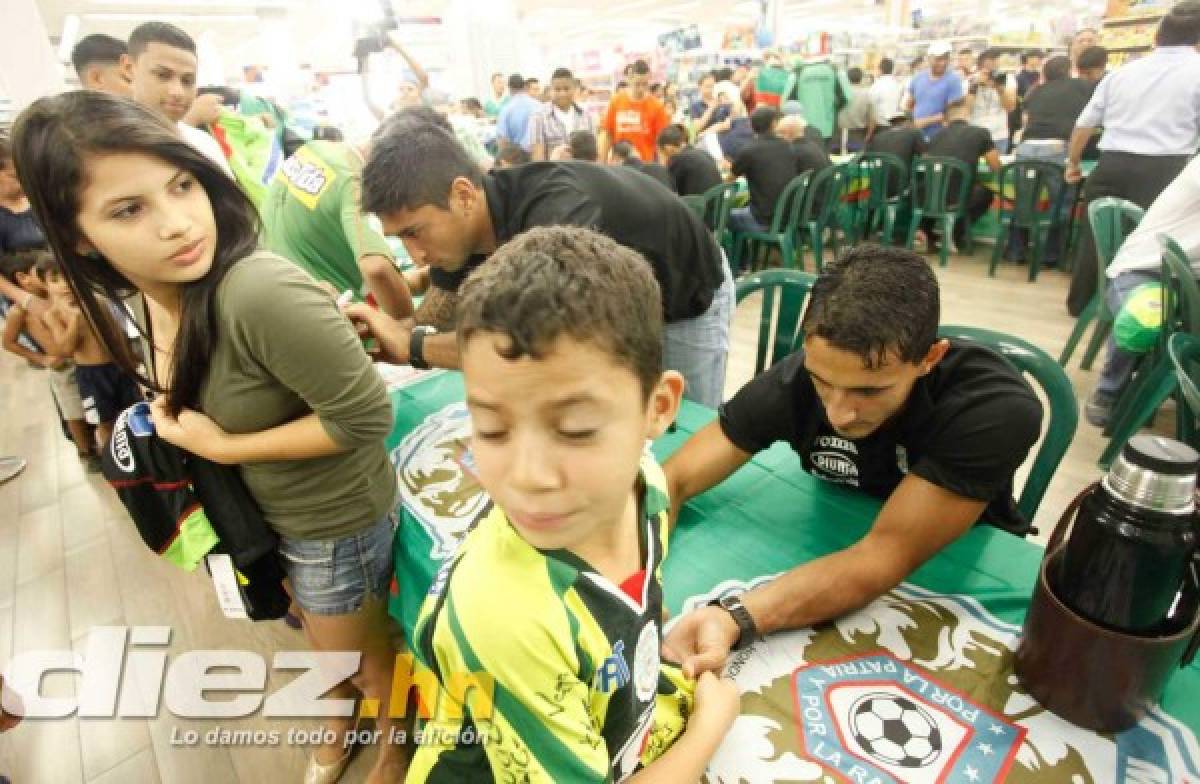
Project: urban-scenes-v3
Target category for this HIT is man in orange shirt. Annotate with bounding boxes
[599,59,671,163]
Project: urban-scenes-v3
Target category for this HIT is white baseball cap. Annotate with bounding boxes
[927,41,952,57]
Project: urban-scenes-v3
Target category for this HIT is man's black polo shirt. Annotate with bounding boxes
[667,146,723,197]
[429,162,724,322]
[718,341,1042,532]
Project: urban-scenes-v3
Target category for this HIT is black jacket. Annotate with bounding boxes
[102,401,289,620]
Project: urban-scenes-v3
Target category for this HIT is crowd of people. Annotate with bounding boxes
[1,3,1199,781]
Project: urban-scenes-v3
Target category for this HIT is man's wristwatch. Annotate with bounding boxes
[409,326,437,370]
[709,594,759,651]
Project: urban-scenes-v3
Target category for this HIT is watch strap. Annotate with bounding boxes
[409,326,435,370]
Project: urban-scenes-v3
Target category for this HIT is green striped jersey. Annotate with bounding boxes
[407,453,692,782]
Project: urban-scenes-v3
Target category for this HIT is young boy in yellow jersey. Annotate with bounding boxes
[405,226,739,782]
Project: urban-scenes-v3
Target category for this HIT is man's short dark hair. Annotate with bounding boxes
[507,73,525,91]
[751,106,781,135]
[0,125,10,167]
[1157,0,1200,46]
[461,97,483,112]
[128,21,196,58]
[71,34,127,76]
[978,48,1001,66]
[714,67,734,82]
[372,105,452,144]
[958,47,974,56]
[802,244,940,367]
[496,145,531,167]
[611,140,636,161]
[362,123,482,215]
[616,80,629,91]
[847,67,863,84]
[568,130,598,161]
[1042,55,1071,81]
[1077,46,1109,71]
[879,58,895,75]
[0,249,48,284]
[551,67,573,81]
[657,124,687,149]
[631,59,651,76]
[1020,49,1044,64]
[34,252,61,282]
[457,226,664,398]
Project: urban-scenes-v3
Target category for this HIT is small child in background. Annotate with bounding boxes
[0,252,98,469]
[37,255,141,452]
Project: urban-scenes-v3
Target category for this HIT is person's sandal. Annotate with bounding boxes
[302,744,353,784]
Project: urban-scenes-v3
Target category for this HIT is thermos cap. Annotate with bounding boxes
[1104,434,1199,515]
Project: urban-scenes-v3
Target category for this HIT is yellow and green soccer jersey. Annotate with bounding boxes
[407,453,694,783]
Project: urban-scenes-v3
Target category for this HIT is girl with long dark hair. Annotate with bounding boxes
[13,91,405,784]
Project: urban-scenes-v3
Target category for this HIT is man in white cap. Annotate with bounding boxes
[903,41,966,140]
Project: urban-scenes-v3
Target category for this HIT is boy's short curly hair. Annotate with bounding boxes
[456,226,664,398]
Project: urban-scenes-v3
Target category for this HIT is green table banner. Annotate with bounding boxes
[384,370,1200,782]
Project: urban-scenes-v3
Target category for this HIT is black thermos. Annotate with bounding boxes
[1056,434,1200,634]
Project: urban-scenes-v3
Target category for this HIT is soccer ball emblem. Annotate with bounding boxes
[849,693,943,768]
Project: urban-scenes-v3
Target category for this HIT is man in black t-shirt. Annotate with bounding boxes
[353,121,735,407]
[730,107,802,234]
[610,140,676,191]
[922,99,1001,250]
[657,125,722,196]
[866,113,927,198]
[661,245,1042,679]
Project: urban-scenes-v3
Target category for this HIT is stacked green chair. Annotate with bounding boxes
[938,325,1078,530]
[734,269,817,375]
[1099,236,1200,468]
[698,181,740,254]
[904,156,974,268]
[858,152,910,246]
[987,160,1068,282]
[731,173,812,272]
[1058,198,1145,368]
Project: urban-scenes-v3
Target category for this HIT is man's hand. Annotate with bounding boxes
[1064,162,1084,184]
[40,355,68,371]
[184,93,224,127]
[341,302,413,365]
[662,605,740,678]
[0,677,23,733]
[150,397,235,464]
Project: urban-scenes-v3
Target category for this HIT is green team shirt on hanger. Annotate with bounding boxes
[261,140,394,301]
[790,62,855,139]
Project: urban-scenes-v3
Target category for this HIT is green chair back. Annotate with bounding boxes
[938,325,1078,528]
[800,164,846,228]
[1160,235,1200,351]
[997,160,1066,228]
[860,151,909,205]
[1170,331,1200,437]
[699,181,740,238]
[770,172,814,236]
[1089,197,1145,271]
[910,156,973,217]
[682,194,706,222]
[735,269,817,375]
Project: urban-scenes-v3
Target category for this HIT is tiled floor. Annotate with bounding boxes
[0,245,1131,782]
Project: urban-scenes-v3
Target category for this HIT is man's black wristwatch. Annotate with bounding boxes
[709,594,758,651]
[409,326,437,370]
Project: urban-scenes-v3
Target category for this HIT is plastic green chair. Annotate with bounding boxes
[836,155,868,244]
[735,269,817,375]
[1170,331,1200,440]
[1100,235,1200,467]
[987,160,1068,282]
[796,164,848,272]
[858,152,910,246]
[938,325,1078,529]
[698,181,740,253]
[1058,198,1145,368]
[904,156,975,268]
[732,172,812,272]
